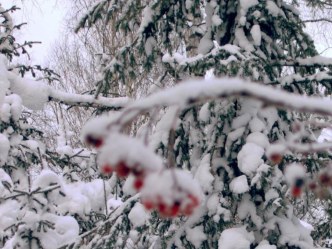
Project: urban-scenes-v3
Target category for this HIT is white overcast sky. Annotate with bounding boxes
[2,0,66,65]
[1,0,332,66]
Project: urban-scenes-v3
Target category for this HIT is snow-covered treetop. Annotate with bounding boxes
[74,0,332,98]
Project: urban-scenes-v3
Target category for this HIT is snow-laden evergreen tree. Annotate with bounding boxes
[0,5,80,248]
[63,0,332,248]
[0,5,128,248]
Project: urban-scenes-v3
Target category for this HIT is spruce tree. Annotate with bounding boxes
[0,5,120,248]
[0,5,81,248]
[67,1,332,248]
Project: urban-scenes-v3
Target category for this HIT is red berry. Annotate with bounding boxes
[158,202,167,215]
[158,202,180,218]
[85,134,103,148]
[101,164,113,175]
[291,186,302,198]
[133,177,144,190]
[269,153,283,164]
[115,162,130,178]
[142,200,154,210]
[170,202,181,217]
[308,181,317,190]
[319,173,330,186]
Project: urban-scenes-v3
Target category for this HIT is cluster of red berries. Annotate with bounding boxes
[290,171,331,199]
[100,162,146,190]
[85,134,146,190]
[140,169,203,218]
[85,133,202,218]
[142,194,200,218]
[307,171,332,200]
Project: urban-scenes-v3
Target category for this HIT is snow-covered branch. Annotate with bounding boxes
[111,78,332,127]
[58,194,140,249]
[271,72,332,86]
[48,89,129,110]
[272,55,332,67]
[287,141,332,153]
[303,18,332,23]
[6,71,129,110]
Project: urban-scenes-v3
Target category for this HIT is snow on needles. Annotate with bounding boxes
[250,24,262,46]
[194,154,214,193]
[7,72,50,111]
[128,202,150,228]
[230,175,249,194]
[0,133,10,166]
[0,55,10,105]
[237,143,264,176]
[266,1,284,17]
[218,226,254,249]
[239,0,258,16]
[185,226,207,248]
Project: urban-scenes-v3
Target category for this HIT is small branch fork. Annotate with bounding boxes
[4,185,61,201]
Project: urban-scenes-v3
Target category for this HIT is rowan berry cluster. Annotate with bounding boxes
[85,132,203,217]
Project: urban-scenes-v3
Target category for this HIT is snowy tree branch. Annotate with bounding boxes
[270,72,332,86]
[109,78,332,128]
[303,18,332,23]
[59,194,140,249]
[48,89,129,110]
[287,142,332,153]
[272,56,332,67]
